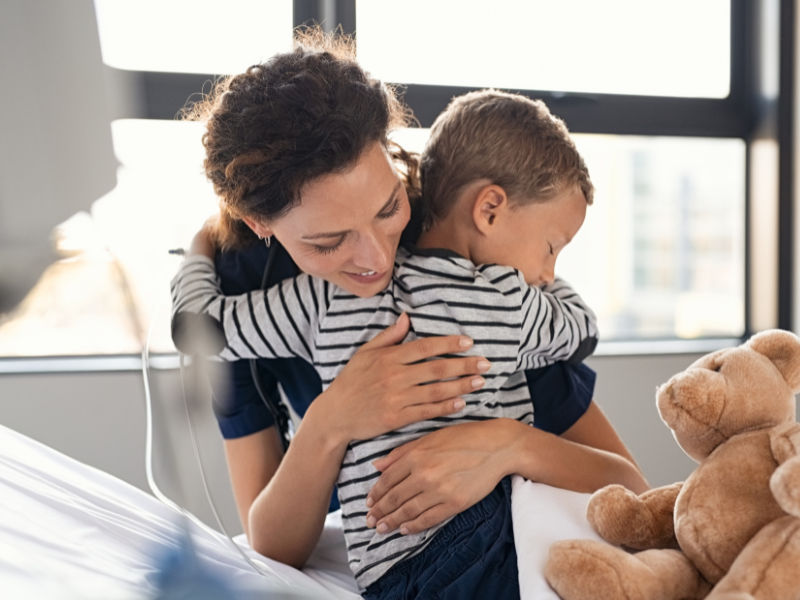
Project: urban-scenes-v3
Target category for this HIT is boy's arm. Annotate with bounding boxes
[170,254,321,362]
[517,276,598,368]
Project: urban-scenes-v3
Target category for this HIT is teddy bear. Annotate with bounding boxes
[544,329,800,600]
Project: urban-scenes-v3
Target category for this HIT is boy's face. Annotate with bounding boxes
[495,185,587,287]
[265,141,410,297]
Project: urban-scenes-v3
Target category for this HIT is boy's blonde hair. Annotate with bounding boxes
[419,89,593,230]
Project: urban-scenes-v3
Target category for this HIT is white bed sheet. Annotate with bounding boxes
[511,475,602,599]
[0,423,601,599]
[0,423,361,599]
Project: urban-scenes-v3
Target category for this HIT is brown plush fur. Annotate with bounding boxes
[544,329,800,600]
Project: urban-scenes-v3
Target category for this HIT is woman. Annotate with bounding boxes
[175,27,648,594]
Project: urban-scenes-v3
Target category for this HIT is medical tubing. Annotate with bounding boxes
[142,328,185,514]
[141,277,268,577]
[253,240,293,451]
[177,354,270,576]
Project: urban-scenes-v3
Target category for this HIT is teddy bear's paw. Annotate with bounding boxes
[544,539,669,600]
[586,485,643,544]
[770,456,800,517]
[587,484,677,550]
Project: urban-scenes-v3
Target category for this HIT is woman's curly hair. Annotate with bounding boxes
[183,27,419,249]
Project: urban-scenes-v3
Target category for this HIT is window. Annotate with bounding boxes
[0,0,785,360]
[394,129,746,340]
[93,0,293,74]
[0,120,214,356]
[567,135,745,339]
[358,0,731,98]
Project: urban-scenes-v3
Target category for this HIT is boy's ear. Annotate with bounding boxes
[472,184,509,235]
[242,216,273,239]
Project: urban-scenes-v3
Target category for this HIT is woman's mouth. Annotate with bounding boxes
[345,269,385,284]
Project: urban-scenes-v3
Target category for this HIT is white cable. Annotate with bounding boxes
[141,293,268,576]
[141,331,184,514]
[176,353,269,575]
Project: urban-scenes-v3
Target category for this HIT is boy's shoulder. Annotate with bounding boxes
[399,245,475,275]
[399,244,526,290]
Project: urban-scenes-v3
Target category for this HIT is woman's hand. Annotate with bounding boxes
[320,313,491,444]
[364,402,651,535]
[364,419,519,535]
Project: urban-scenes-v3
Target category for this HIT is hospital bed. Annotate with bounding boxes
[0,421,598,599]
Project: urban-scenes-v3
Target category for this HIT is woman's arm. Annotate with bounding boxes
[365,402,649,535]
[559,400,643,471]
[224,428,284,539]
[247,400,349,567]
[509,402,649,494]
[246,313,492,567]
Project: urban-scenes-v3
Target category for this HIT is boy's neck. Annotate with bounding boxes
[414,182,488,263]
[415,219,475,262]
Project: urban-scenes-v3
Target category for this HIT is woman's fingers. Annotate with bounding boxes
[394,504,452,536]
[407,374,488,408]
[400,397,463,423]
[366,422,513,533]
[406,354,490,387]
[392,332,475,365]
[367,474,425,531]
[367,452,414,511]
[370,488,459,536]
[324,316,492,441]
[374,495,434,534]
[370,442,409,474]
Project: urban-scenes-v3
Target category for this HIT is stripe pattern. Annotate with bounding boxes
[171,246,597,589]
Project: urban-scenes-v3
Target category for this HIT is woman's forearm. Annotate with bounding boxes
[501,418,650,494]
[248,400,348,568]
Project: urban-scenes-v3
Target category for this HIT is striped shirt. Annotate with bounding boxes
[171,245,597,589]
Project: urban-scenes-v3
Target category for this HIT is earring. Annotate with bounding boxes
[264,235,272,248]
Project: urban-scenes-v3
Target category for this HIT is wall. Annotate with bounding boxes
[0,353,712,536]
[0,367,241,536]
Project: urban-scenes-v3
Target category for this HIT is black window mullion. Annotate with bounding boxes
[294,0,355,34]
[293,0,318,29]
[778,0,795,330]
[399,84,749,138]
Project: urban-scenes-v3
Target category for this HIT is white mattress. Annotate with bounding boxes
[0,423,601,599]
[0,423,360,599]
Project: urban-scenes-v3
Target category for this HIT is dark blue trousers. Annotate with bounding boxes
[362,477,519,600]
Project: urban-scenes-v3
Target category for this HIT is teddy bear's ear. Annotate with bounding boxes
[748,329,800,391]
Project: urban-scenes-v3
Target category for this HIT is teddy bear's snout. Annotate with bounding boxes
[657,370,727,459]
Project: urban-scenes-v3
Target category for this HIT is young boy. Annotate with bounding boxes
[171,89,596,595]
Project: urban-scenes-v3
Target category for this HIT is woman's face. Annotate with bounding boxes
[265,141,410,297]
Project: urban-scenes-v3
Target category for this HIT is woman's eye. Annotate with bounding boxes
[377,197,400,219]
[313,240,344,255]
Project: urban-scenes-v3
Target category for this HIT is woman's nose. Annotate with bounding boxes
[354,230,393,272]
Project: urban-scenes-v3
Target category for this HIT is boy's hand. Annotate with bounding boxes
[189,218,219,259]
